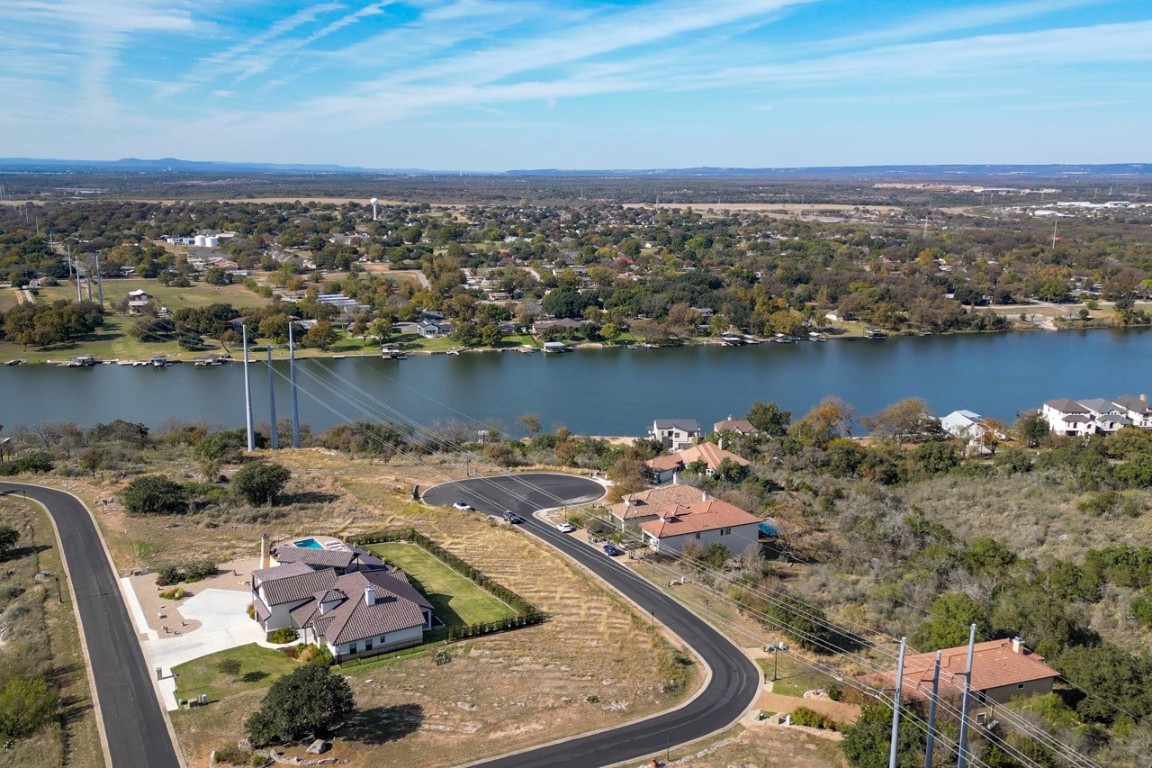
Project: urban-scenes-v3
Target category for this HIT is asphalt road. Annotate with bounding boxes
[0,483,182,768]
[423,473,762,768]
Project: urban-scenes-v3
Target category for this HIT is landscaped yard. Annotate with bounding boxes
[759,656,842,698]
[367,541,517,628]
[173,643,301,703]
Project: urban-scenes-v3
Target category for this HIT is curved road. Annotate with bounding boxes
[423,473,761,768]
[0,482,182,768]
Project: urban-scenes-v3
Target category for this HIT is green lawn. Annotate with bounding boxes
[37,277,268,310]
[758,655,841,697]
[367,542,517,628]
[173,643,300,703]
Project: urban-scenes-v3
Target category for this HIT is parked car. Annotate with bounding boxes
[603,543,623,556]
[452,500,474,511]
[503,510,524,524]
[556,522,575,533]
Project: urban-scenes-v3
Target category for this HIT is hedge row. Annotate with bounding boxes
[347,527,546,640]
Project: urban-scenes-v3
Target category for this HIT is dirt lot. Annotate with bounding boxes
[61,452,700,767]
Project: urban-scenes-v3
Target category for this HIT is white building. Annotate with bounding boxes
[650,419,702,451]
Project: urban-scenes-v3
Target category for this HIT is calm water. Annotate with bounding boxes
[2,329,1149,436]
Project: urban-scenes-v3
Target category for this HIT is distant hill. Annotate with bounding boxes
[0,157,1148,178]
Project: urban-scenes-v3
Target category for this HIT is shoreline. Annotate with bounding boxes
[6,319,1150,368]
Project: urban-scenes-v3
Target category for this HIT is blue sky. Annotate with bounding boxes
[2,0,1149,169]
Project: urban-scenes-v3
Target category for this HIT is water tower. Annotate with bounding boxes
[370,197,379,221]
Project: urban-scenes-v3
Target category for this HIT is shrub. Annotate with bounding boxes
[122,475,187,515]
[266,627,299,644]
[232,462,291,506]
[217,658,242,678]
[791,705,836,729]
[0,452,54,476]
[158,587,186,600]
[0,676,57,738]
[212,745,252,765]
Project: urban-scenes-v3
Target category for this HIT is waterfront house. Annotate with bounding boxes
[1042,397,1136,436]
[650,419,702,451]
[1041,398,1095,437]
[713,416,759,436]
[607,485,760,557]
[863,637,1058,708]
[417,320,453,339]
[644,442,750,484]
[1113,395,1152,428]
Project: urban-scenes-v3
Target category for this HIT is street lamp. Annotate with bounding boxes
[764,641,787,681]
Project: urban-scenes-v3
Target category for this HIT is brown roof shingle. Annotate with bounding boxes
[866,639,1058,700]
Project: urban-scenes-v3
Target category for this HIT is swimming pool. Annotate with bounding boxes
[293,538,324,549]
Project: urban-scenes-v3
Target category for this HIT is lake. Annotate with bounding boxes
[2,329,1148,437]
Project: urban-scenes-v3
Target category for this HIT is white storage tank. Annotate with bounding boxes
[204,235,219,248]
[194,235,207,247]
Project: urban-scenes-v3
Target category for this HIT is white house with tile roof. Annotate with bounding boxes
[608,485,760,556]
[251,561,434,661]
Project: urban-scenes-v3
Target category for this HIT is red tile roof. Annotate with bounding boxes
[640,498,760,539]
[867,639,1058,700]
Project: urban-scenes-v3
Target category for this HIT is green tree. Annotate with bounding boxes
[302,320,339,350]
[245,664,355,746]
[121,475,187,515]
[1015,413,1049,447]
[912,592,989,650]
[842,704,924,768]
[745,401,791,436]
[231,462,291,506]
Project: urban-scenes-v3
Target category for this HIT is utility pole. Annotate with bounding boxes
[288,320,301,448]
[889,637,907,768]
[242,324,255,452]
[956,624,977,768]
[267,346,278,450]
[924,650,942,768]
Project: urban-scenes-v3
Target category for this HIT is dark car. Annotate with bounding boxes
[603,543,623,556]
[503,510,524,524]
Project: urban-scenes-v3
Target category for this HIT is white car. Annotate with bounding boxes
[452,500,474,511]
[556,522,576,533]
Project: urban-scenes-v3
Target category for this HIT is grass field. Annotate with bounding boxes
[0,496,105,768]
[759,656,841,698]
[367,541,517,628]
[37,278,268,311]
[172,643,301,704]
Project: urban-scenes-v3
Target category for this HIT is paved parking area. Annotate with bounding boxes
[422,472,605,515]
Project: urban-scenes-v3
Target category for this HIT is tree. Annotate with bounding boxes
[232,461,291,506]
[842,705,924,768]
[517,413,541,436]
[789,396,855,447]
[0,525,18,557]
[745,401,791,436]
[863,397,936,443]
[121,475,187,515]
[302,320,339,350]
[1015,413,1049,447]
[912,592,990,650]
[245,664,355,746]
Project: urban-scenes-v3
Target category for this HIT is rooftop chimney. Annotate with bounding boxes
[1141,394,1148,402]
[701,491,707,502]
[259,533,270,570]
[364,585,376,606]
[1011,636,1025,654]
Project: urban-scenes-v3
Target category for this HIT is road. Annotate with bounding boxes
[0,482,182,768]
[423,473,761,768]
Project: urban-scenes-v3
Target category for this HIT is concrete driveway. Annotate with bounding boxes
[128,587,266,710]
